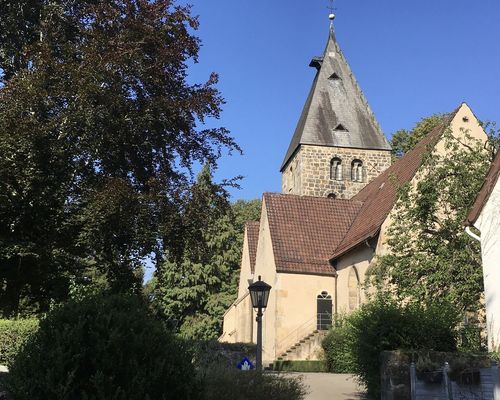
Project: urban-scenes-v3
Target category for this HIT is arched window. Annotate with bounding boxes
[330,157,342,181]
[317,291,333,330]
[351,159,364,182]
[348,267,361,311]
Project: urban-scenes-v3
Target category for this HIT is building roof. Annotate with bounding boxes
[264,193,363,276]
[330,114,456,261]
[280,28,391,171]
[466,150,500,226]
[245,221,260,273]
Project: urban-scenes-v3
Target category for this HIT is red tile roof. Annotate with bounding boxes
[264,193,363,276]
[245,221,260,273]
[330,119,452,261]
[466,150,500,226]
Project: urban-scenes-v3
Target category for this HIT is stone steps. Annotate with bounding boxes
[274,330,325,363]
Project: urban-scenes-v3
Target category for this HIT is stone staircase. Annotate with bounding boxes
[275,329,327,362]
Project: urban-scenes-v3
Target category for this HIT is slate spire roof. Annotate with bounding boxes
[281,26,391,171]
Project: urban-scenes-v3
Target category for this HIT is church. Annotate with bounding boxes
[219,16,487,364]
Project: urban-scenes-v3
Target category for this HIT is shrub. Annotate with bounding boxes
[201,367,307,400]
[323,294,459,398]
[0,319,38,367]
[322,317,356,373]
[6,294,199,400]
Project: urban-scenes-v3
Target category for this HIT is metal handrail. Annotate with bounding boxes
[275,313,332,357]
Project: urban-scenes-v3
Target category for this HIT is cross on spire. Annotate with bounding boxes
[327,0,336,14]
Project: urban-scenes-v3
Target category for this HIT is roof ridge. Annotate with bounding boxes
[263,191,364,204]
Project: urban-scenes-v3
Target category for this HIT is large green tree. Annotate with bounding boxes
[153,166,261,339]
[376,128,496,313]
[0,0,238,316]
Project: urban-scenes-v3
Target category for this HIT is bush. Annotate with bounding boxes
[6,294,199,400]
[0,319,38,367]
[323,294,459,398]
[322,317,356,373]
[201,367,307,400]
[272,360,327,373]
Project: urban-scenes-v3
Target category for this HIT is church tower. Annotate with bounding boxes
[281,16,392,199]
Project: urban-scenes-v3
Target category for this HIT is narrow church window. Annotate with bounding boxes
[351,159,363,182]
[317,292,333,330]
[348,267,361,311]
[334,124,348,132]
[330,157,342,180]
[328,72,340,80]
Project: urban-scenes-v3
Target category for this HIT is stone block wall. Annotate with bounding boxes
[281,145,391,199]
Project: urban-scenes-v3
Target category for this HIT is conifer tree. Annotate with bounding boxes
[154,166,261,339]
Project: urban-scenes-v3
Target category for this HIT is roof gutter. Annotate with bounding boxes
[465,226,481,242]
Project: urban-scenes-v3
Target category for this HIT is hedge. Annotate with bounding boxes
[272,360,327,373]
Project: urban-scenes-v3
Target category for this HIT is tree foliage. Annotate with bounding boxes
[376,128,495,313]
[390,114,447,159]
[0,1,238,316]
[153,166,261,339]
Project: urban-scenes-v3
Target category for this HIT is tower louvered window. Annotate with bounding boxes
[330,157,342,180]
[351,159,364,182]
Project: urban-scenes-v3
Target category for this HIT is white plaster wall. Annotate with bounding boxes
[475,179,500,351]
[274,273,336,358]
[237,227,254,298]
[252,199,278,364]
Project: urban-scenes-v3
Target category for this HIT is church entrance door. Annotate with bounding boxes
[317,292,332,330]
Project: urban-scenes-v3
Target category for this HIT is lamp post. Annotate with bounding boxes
[248,275,271,371]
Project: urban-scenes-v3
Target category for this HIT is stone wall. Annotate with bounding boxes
[380,351,495,400]
[281,145,391,199]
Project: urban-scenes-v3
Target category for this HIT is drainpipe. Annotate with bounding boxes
[334,275,338,316]
[465,226,481,242]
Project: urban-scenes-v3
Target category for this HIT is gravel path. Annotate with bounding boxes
[286,373,366,400]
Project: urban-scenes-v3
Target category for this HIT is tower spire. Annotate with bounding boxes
[327,0,336,31]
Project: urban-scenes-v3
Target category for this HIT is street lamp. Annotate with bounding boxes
[248,275,272,371]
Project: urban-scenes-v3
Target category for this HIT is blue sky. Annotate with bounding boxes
[184,0,500,201]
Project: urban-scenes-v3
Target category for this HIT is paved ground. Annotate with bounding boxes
[287,373,366,400]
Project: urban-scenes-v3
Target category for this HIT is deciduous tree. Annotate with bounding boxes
[0,0,238,316]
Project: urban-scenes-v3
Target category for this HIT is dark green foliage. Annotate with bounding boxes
[0,319,38,367]
[390,114,447,159]
[154,166,261,340]
[0,0,238,316]
[377,130,494,313]
[201,368,307,400]
[321,318,356,373]
[272,360,327,373]
[6,294,198,400]
[323,295,459,398]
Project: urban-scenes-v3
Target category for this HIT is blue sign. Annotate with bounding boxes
[237,357,254,370]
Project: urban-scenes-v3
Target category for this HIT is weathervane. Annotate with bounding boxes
[327,0,336,29]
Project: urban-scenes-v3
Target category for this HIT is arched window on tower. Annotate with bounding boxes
[330,157,342,181]
[351,159,364,182]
